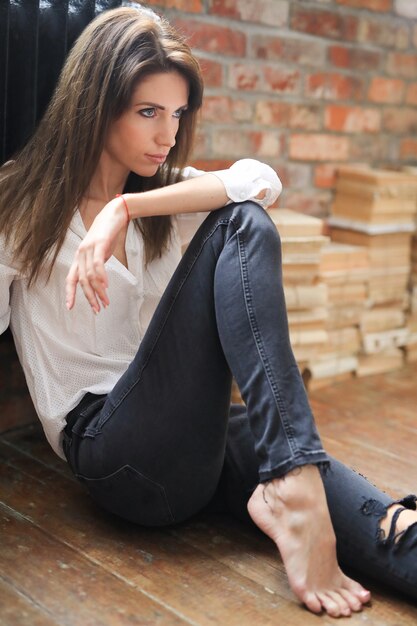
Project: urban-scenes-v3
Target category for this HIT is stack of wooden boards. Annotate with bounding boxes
[231,165,417,401]
[406,286,417,362]
[230,209,330,403]
[268,209,329,369]
[328,166,417,377]
[412,239,417,287]
[312,241,368,389]
[407,219,417,361]
[403,166,417,285]
[401,166,417,362]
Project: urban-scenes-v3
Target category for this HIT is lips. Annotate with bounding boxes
[146,154,168,164]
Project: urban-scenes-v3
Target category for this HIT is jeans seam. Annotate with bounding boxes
[77,464,175,524]
[92,217,232,433]
[236,227,297,458]
[259,450,328,479]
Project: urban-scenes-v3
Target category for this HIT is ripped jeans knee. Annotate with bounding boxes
[360,495,417,551]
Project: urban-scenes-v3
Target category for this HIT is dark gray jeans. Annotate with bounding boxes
[63,202,417,599]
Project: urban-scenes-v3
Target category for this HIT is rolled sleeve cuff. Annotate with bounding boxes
[209,159,282,209]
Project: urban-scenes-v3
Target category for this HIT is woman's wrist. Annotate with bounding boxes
[114,194,130,225]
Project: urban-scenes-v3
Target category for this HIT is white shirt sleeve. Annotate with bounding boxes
[0,238,18,335]
[176,159,282,247]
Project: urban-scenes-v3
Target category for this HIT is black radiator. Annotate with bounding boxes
[0,0,123,164]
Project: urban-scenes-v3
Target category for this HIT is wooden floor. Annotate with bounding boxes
[1,365,417,625]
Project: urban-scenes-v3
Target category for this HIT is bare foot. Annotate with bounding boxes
[247,464,371,617]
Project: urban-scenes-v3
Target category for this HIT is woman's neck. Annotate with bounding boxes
[86,153,129,203]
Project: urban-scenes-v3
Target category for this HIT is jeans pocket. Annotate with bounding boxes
[78,465,175,527]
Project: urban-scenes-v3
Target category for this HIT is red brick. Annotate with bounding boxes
[208,0,240,18]
[275,163,312,189]
[406,83,417,105]
[305,73,364,101]
[209,0,289,27]
[197,58,223,87]
[383,107,417,133]
[231,99,253,122]
[264,67,301,94]
[335,0,392,11]
[201,96,232,123]
[329,46,349,70]
[314,163,339,189]
[228,63,301,94]
[191,128,210,159]
[400,138,417,159]
[251,132,285,157]
[252,34,326,67]
[228,63,262,91]
[349,134,392,161]
[145,0,203,11]
[202,96,254,124]
[173,19,246,56]
[357,16,409,49]
[255,101,321,130]
[281,190,333,218]
[201,96,253,123]
[325,105,381,133]
[291,7,358,41]
[368,77,405,103]
[290,134,350,161]
[212,129,284,158]
[329,45,382,71]
[386,52,417,78]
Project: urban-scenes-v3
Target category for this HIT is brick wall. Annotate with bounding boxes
[148,0,417,216]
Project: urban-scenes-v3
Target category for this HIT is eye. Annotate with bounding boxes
[139,108,156,118]
[173,107,187,119]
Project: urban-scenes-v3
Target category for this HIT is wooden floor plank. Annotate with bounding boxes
[2,424,74,479]
[175,515,417,626]
[1,364,417,625]
[0,503,188,626]
[311,363,417,496]
[0,444,310,626]
[0,577,60,626]
[1,438,416,626]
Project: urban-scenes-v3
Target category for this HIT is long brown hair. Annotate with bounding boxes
[0,6,203,284]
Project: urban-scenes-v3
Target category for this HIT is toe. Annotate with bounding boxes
[317,592,343,618]
[345,577,371,604]
[340,588,363,612]
[328,591,352,617]
[302,591,322,615]
[358,588,371,604]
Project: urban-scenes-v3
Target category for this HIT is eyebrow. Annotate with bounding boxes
[134,101,188,110]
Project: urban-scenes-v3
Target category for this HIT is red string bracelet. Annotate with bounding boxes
[115,193,130,224]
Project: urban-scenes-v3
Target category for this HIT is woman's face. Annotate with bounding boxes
[103,70,189,179]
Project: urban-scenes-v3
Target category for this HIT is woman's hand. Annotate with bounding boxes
[65,198,128,313]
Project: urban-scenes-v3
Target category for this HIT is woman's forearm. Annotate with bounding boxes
[122,173,229,220]
[66,173,230,312]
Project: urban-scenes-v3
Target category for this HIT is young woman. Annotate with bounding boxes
[1,5,417,618]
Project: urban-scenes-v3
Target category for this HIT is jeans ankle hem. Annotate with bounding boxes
[259,451,330,482]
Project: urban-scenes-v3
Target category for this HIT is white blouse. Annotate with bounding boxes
[0,159,282,458]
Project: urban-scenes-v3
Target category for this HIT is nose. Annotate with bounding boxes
[156,117,177,149]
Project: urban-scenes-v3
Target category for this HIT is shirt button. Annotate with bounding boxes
[240,191,246,199]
